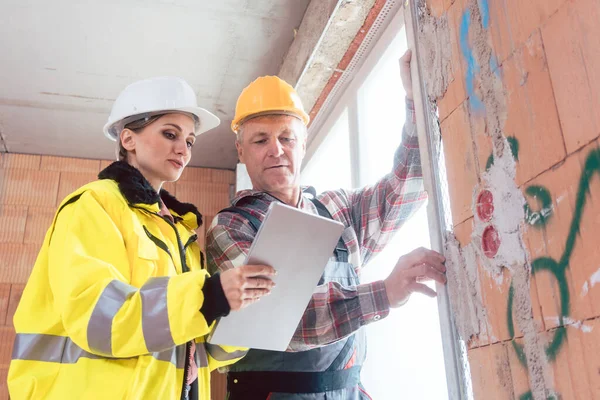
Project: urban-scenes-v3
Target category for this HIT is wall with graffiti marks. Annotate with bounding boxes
[418,0,600,398]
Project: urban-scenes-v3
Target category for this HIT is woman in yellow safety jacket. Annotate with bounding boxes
[7,76,276,400]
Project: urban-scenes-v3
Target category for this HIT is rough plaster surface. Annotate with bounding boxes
[417,0,452,99]
[445,233,489,342]
[296,0,377,112]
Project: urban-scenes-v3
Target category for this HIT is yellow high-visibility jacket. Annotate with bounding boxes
[8,161,245,400]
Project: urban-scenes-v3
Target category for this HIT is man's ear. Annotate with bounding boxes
[301,128,307,157]
[120,129,136,152]
[236,139,245,164]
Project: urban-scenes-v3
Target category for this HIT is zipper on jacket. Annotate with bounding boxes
[181,341,192,400]
[183,234,198,251]
[132,205,197,398]
[159,215,190,273]
[143,226,174,263]
[157,215,195,399]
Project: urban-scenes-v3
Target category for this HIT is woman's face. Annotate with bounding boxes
[120,113,196,190]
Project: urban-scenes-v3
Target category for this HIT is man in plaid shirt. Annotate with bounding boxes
[206,50,446,399]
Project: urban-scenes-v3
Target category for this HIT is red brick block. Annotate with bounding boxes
[542,0,600,154]
[196,213,213,253]
[487,0,566,66]
[0,326,15,367]
[178,167,212,183]
[441,102,478,225]
[100,160,114,170]
[2,169,60,207]
[56,172,98,205]
[0,244,39,284]
[6,285,24,328]
[437,0,467,122]
[0,154,40,170]
[547,323,595,400]
[493,30,565,186]
[41,156,100,173]
[468,342,516,399]
[0,366,7,400]
[0,205,27,243]
[580,317,600,397]
[0,285,10,326]
[522,141,600,328]
[24,207,55,246]
[211,169,235,185]
[162,181,176,195]
[175,182,231,217]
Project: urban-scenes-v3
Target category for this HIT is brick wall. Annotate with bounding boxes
[0,153,234,399]
[424,0,600,398]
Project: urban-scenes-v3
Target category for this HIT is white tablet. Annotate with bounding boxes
[208,201,345,351]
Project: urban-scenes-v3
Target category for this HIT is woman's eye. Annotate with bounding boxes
[164,131,176,139]
[187,141,194,149]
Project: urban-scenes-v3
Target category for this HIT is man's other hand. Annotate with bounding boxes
[383,247,446,308]
[399,49,414,100]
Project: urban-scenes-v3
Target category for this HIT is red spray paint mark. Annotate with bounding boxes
[482,225,500,258]
[477,189,494,222]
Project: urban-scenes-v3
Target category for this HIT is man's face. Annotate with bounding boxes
[236,115,307,194]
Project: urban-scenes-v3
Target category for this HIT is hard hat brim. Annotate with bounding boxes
[103,106,220,142]
[231,109,310,133]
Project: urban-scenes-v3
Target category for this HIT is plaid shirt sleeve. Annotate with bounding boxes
[336,98,427,266]
[206,100,427,351]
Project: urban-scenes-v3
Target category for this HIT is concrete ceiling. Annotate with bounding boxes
[0,0,310,169]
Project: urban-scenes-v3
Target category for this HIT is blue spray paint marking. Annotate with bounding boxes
[460,9,485,111]
[478,0,490,29]
[459,0,495,111]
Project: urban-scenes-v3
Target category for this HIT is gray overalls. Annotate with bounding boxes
[220,198,370,400]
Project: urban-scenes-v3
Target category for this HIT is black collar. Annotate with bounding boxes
[98,161,203,227]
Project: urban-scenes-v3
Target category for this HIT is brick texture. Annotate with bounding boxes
[0,153,233,399]
[2,169,60,207]
[0,206,27,244]
[0,154,40,170]
[41,156,100,173]
[542,0,600,154]
[24,207,56,245]
[441,102,478,225]
[437,0,468,122]
[496,30,566,186]
[438,0,600,396]
[56,172,99,205]
[0,285,10,326]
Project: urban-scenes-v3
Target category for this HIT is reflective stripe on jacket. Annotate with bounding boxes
[8,161,245,400]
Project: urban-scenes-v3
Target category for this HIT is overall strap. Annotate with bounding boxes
[309,198,349,263]
[220,199,349,263]
[220,207,262,232]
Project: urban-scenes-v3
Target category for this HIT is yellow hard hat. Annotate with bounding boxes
[231,76,310,133]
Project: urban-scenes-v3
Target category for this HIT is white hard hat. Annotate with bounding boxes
[103,76,220,141]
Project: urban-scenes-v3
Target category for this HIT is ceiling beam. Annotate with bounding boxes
[278,0,378,119]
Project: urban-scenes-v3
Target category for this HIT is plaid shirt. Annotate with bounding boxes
[206,100,426,352]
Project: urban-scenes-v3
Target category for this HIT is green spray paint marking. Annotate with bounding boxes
[524,185,553,227]
[507,147,600,366]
